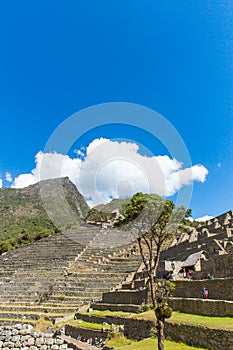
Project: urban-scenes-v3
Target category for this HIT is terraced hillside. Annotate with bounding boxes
[0,223,142,325]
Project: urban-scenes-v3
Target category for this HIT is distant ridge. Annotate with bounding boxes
[94,197,131,213]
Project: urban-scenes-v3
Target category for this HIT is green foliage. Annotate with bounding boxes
[106,332,133,347]
[114,192,164,227]
[185,208,192,218]
[123,192,149,222]
[85,208,110,222]
[155,301,173,319]
[154,279,175,302]
[181,218,200,228]
[136,303,154,314]
[0,227,55,254]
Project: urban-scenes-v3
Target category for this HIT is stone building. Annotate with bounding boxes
[157,210,233,279]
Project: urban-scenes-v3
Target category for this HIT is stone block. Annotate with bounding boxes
[15,341,22,347]
[27,337,35,346]
[32,331,41,338]
[45,338,54,345]
[3,342,14,348]
[3,337,11,343]
[11,335,20,342]
[40,345,48,350]
[35,337,45,346]
[15,324,22,330]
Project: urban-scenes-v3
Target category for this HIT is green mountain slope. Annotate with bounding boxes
[94,198,131,213]
[0,177,89,252]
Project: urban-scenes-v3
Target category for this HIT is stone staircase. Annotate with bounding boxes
[91,269,149,313]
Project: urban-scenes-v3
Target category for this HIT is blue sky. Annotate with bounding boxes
[0,1,232,219]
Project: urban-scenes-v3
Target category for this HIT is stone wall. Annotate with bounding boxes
[65,324,108,344]
[116,316,233,349]
[73,313,155,341]
[168,297,233,317]
[64,315,233,350]
[173,278,233,300]
[102,289,148,305]
[198,254,233,279]
[123,318,155,341]
[92,302,139,313]
[121,316,233,349]
[165,322,233,350]
[0,324,71,349]
[74,313,125,326]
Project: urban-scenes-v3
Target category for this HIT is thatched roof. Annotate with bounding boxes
[181,251,205,268]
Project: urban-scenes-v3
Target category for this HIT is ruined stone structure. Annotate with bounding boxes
[157,210,233,279]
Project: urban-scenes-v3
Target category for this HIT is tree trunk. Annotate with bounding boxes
[153,248,161,278]
[157,318,165,350]
[148,273,156,307]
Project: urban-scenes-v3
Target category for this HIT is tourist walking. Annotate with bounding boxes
[202,287,208,299]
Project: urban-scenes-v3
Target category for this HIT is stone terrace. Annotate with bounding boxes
[0,224,142,325]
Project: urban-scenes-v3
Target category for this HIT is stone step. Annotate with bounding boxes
[0,319,36,327]
[49,294,102,302]
[0,312,41,320]
[53,288,112,295]
[44,300,86,306]
[54,286,118,293]
[0,301,80,309]
[0,305,76,314]
[92,302,140,313]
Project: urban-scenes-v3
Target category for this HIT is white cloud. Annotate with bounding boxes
[12,151,82,189]
[11,138,209,207]
[0,178,2,188]
[86,137,109,155]
[195,215,214,222]
[5,172,12,182]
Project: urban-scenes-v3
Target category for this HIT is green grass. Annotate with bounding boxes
[87,309,233,331]
[33,317,51,332]
[170,311,233,330]
[131,310,233,330]
[106,335,208,349]
[56,318,112,330]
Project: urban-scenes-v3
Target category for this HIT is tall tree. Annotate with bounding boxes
[119,193,185,350]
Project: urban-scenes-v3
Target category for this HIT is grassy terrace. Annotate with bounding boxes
[87,309,233,330]
[57,318,112,330]
[106,336,208,350]
[55,311,211,349]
